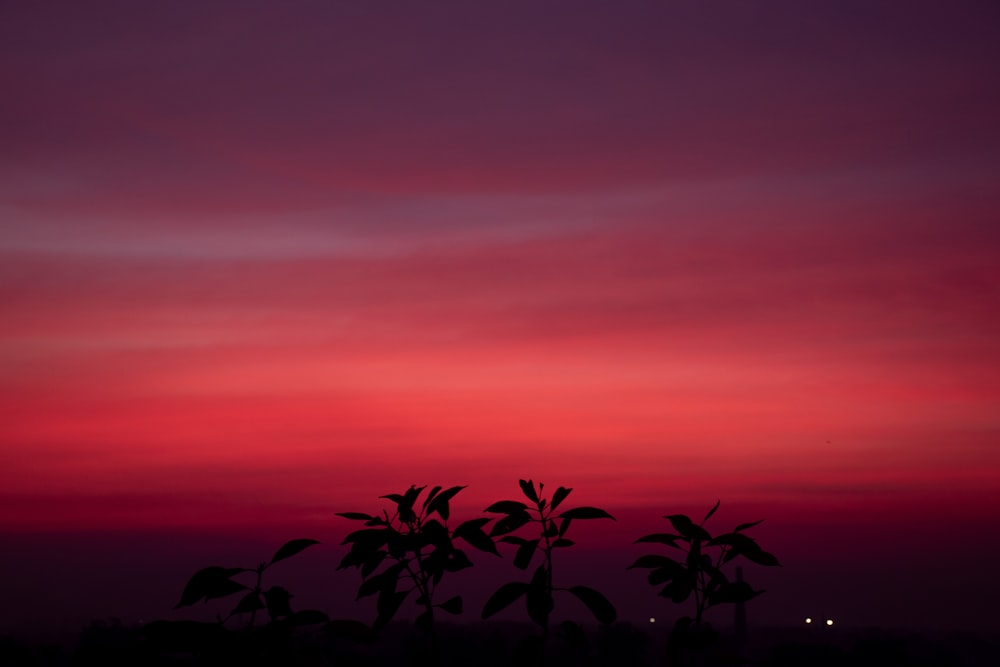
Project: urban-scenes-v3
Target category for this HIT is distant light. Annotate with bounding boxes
[805,617,812,624]
[826,619,834,626]
[649,617,656,623]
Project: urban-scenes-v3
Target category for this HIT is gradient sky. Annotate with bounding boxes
[2,1,999,637]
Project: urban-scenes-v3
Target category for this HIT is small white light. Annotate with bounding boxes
[805,617,812,624]
[649,617,656,623]
[826,619,834,626]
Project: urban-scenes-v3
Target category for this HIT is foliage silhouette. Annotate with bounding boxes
[629,500,780,665]
[156,538,378,664]
[337,484,499,664]
[482,479,617,665]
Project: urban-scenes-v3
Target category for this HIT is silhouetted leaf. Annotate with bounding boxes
[559,517,572,537]
[342,528,388,547]
[232,591,264,614]
[634,533,683,546]
[426,485,465,521]
[490,510,532,536]
[380,493,405,504]
[665,514,711,541]
[649,566,683,586]
[568,585,617,624]
[264,586,293,619]
[482,582,529,619]
[357,563,404,600]
[289,609,329,626]
[270,538,319,565]
[375,588,409,630]
[514,539,539,570]
[422,485,443,510]
[499,535,527,546]
[336,512,376,522]
[550,486,572,511]
[519,479,539,503]
[485,500,529,514]
[526,565,552,628]
[361,550,387,578]
[708,581,763,605]
[703,500,721,523]
[445,548,473,572]
[558,507,615,521]
[325,619,376,643]
[734,519,764,533]
[743,548,781,566]
[660,576,695,603]
[454,522,499,556]
[553,538,574,547]
[175,567,247,608]
[438,595,463,614]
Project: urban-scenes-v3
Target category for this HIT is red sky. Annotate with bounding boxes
[2,1,999,636]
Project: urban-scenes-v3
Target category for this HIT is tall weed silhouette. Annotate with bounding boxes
[630,501,779,665]
[337,484,499,664]
[482,479,617,665]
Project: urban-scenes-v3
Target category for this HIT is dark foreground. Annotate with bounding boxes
[2,620,997,666]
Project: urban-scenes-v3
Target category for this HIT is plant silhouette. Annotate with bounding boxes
[175,538,325,628]
[336,484,499,664]
[482,479,617,665]
[629,500,780,665]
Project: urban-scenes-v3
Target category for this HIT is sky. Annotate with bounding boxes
[2,0,999,638]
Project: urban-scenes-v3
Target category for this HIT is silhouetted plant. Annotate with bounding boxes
[482,479,617,665]
[336,484,499,663]
[174,538,327,629]
[629,501,780,665]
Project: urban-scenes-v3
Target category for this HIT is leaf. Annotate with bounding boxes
[270,538,320,565]
[665,514,711,541]
[558,507,615,521]
[484,500,529,514]
[357,563,404,600]
[444,548,473,572]
[703,500,721,524]
[489,510,531,537]
[422,486,443,510]
[513,539,539,570]
[550,486,573,511]
[648,566,682,586]
[734,519,764,533]
[526,565,552,628]
[553,538,574,548]
[634,533,683,546]
[375,588,409,630]
[175,567,247,608]
[568,585,617,624]
[743,548,781,567]
[426,485,466,521]
[519,479,539,503]
[264,586,294,619]
[438,595,463,614]
[482,581,529,619]
[660,576,695,603]
[289,609,329,626]
[453,522,499,556]
[336,512,376,522]
[360,550,388,578]
[708,581,763,605]
[325,619,376,644]
[559,517,572,537]
[499,535,527,546]
[232,591,264,615]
